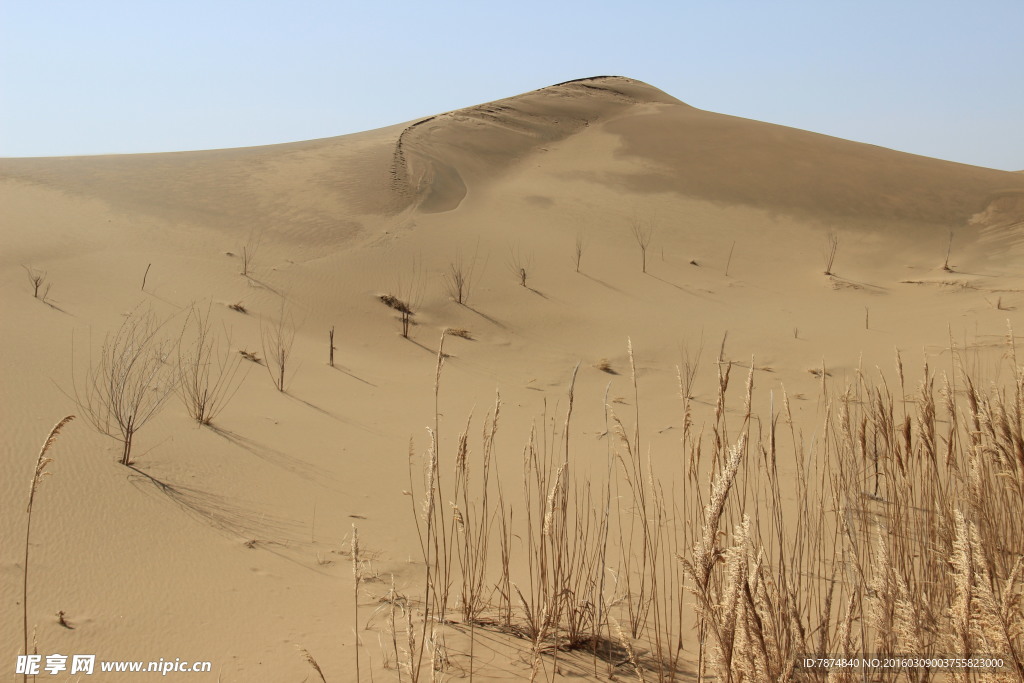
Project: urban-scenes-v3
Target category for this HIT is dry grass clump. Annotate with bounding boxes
[387,327,1024,681]
[593,358,614,373]
[228,302,247,313]
[238,349,262,364]
[444,327,473,340]
[380,294,415,338]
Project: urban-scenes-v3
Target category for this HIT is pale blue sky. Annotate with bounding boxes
[2,0,1021,170]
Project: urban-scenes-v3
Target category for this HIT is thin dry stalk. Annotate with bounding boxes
[297,646,328,683]
[353,523,361,682]
[507,245,533,287]
[23,416,75,683]
[823,231,839,276]
[240,227,262,277]
[574,232,587,273]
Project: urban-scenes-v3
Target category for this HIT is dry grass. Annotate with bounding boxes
[380,294,415,338]
[238,349,262,364]
[297,646,328,683]
[23,416,75,682]
[389,331,1024,682]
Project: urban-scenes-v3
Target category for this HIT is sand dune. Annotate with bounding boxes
[3,76,1023,680]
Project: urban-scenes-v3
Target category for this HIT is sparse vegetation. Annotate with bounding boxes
[507,245,533,287]
[380,294,415,338]
[260,302,296,392]
[824,230,839,275]
[381,259,423,338]
[176,304,248,425]
[630,219,654,273]
[442,247,479,305]
[23,265,50,300]
[240,227,263,277]
[944,228,955,271]
[574,232,587,273]
[71,306,178,466]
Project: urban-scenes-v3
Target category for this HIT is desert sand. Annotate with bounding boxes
[3,76,1023,681]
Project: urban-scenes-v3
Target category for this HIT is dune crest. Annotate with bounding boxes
[390,76,682,212]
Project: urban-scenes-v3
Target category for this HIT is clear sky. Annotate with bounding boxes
[2,0,1021,170]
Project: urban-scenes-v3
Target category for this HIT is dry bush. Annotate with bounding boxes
[260,302,295,392]
[443,247,480,305]
[630,219,654,273]
[176,304,248,425]
[71,306,178,465]
[381,260,423,338]
[23,265,50,301]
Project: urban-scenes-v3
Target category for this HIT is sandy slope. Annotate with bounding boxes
[2,75,1024,680]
